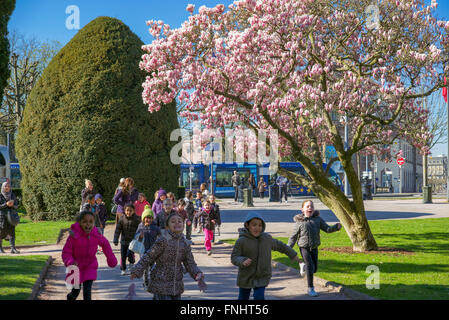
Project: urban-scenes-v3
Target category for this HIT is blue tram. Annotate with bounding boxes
[180,162,343,198]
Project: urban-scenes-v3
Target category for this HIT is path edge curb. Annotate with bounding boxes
[28,255,54,300]
[270,260,378,300]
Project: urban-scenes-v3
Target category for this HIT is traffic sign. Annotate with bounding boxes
[397,157,405,166]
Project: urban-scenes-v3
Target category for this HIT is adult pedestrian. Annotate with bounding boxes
[276,175,289,203]
[0,182,20,254]
[113,177,139,224]
[81,179,97,210]
[248,174,256,196]
[258,177,267,199]
[231,171,241,202]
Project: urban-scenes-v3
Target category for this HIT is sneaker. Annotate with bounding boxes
[10,248,20,254]
[308,287,318,297]
[207,250,212,256]
[299,263,306,277]
[121,270,127,276]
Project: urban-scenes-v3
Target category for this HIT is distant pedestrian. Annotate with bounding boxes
[258,177,267,199]
[62,210,117,300]
[0,182,20,254]
[276,175,289,203]
[200,183,209,200]
[94,194,108,236]
[231,171,241,202]
[287,200,342,297]
[193,191,203,233]
[208,194,221,243]
[231,212,301,300]
[152,188,167,219]
[183,191,195,242]
[113,177,139,224]
[81,179,97,210]
[154,198,176,230]
[248,174,256,195]
[130,212,207,300]
[113,203,141,276]
[167,192,176,204]
[134,193,150,217]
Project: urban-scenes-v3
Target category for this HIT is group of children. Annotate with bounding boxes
[63,184,342,300]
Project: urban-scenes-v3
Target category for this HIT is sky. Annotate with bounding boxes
[7,0,449,157]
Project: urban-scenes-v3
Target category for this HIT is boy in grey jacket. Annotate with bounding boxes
[231,212,301,300]
[287,200,342,297]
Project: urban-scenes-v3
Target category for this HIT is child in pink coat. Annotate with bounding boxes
[134,193,150,217]
[62,211,117,300]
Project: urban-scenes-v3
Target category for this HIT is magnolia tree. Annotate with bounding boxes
[140,0,449,251]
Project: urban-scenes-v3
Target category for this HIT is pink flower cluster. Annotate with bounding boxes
[140,0,447,160]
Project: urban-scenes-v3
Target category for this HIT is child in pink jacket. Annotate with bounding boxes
[62,211,117,300]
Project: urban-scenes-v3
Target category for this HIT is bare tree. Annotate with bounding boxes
[0,31,61,159]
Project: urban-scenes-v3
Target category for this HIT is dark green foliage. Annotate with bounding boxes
[176,186,186,200]
[16,17,179,220]
[0,0,15,102]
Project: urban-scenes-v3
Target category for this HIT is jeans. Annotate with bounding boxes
[186,222,192,240]
[234,187,239,201]
[120,243,135,271]
[300,247,318,288]
[279,185,288,202]
[67,280,93,300]
[238,287,266,300]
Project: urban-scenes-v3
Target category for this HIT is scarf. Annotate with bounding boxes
[1,182,12,201]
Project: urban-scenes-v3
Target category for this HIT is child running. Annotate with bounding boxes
[197,200,219,255]
[130,212,207,300]
[134,205,161,290]
[62,211,117,300]
[113,203,141,275]
[231,212,301,300]
[287,200,342,297]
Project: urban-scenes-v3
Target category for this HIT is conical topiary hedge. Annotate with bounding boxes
[16,16,179,220]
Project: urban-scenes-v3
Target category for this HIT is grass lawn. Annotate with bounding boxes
[224,218,449,300]
[0,255,50,300]
[12,214,72,246]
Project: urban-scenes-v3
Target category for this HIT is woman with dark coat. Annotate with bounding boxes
[0,182,20,254]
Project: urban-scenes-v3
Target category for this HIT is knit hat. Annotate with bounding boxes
[158,188,167,198]
[141,205,154,221]
[94,193,102,201]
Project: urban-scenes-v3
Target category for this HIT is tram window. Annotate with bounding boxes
[216,169,250,187]
[0,153,5,166]
[182,171,200,188]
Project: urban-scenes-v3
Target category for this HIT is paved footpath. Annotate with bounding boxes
[10,197,447,300]
[32,224,347,300]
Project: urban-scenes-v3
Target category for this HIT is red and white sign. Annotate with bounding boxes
[397,157,405,166]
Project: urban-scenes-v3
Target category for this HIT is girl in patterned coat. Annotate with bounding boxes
[130,212,206,300]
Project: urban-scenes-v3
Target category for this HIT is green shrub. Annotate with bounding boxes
[16,17,179,220]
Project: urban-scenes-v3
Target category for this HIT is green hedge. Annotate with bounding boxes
[16,17,179,220]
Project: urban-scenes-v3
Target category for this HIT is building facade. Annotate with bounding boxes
[428,155,448,193]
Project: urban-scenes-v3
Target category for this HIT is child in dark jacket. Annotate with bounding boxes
[208,194,221,243]
[113,203,141,275]
[193,191,203,233]
[94,194,108,236]
[184,191,195,241]
[197,201,219,255]
[135,205,161,290]
[287,200,342,297]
